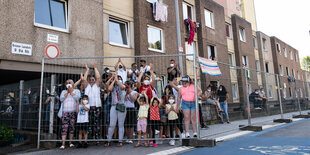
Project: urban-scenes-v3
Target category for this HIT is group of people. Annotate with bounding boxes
[250,88,267,110]
[58,58,202,150]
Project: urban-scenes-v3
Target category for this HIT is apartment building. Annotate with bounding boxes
[0,0,104,85]
[270,36,304,100]
[195,0,232,102]
[302,70,310,99]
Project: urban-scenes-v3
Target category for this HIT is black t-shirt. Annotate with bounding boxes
[217,90,227,102]
[167,67,178,81]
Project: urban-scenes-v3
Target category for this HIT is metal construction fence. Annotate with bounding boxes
[0,54,309,149]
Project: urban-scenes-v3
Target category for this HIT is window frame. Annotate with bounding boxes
[280,65,283,76]
[262,38,267,51]
[108,18,130,48]
[290,51,293,60]
[295,53,298,62]
[204,9,214,29]
[147,25,164,53]
[253,36,257,49]
[207,45,217,60]
[225,23,233,39]
[232,83,239,100]
[228,53,235,67]
[276,43,281,54]
[265,62,269,73]
[183,2,194,20]
[34,0,69,33]
[239,27,246,42]
[284,48,287,58]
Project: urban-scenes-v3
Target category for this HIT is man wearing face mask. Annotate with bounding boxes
[127,63,140,82]
[167,59,180,82]
[115,58,127,84]
[139,59,151,73]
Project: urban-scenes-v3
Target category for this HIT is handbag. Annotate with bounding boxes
[57,103,63,118]
[116,103,126,112]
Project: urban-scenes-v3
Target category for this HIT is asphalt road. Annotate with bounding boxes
[182,119,310,155]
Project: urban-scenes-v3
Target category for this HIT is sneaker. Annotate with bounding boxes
[193,133,198,138]
[76,143,83,148]
[125,140,130,143]
[162,135,166,138]
[185,132,190,138]
[82,142,88,148]
[155,130,160,135]
[169,140,175,146]
[255,107,262,110]
[149,141,153,145]
[175,135,180,138]
[153,143,158,147]
[127,140,133,144]
[181,133,186,138]
[69,143,75,148]
[60,145,65,150]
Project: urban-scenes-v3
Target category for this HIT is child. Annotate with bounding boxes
[166,95,179,146]
[149,96,162,147]
[135,91,149,147]
[76,95,90,148]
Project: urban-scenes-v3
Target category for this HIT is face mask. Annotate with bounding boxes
[28,91,31,94]
[144,80,150,85]
[219,88,222,91]
[83,100,88,104]
[255,92,259,94]
[168,99,174,104]
[177,85,182,88]
[106,70,110,73]
[207,89,211,92]
[46,89,50,94]
[119,80,123,83]
[66,84,72,89]
[261,91,264,93]
[170,64,174,67]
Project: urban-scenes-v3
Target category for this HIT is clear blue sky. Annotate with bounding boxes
[254,0,310,59]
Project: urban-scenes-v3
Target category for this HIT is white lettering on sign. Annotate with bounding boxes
[47,34,59,43]
[11,42,32,56]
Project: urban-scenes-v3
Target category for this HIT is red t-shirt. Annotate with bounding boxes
[150,106,160,120]
[139,85,155,99]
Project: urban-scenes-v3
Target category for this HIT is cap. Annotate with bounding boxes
[180,76,190,82]
[104,67,110,72]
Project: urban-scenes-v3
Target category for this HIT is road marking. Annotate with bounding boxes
[214,131,253,142]
[147,146,194,155]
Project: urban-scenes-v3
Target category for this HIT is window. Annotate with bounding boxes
[286,67,290,76]
[289,87,292,97]
[228,53,235,66]
[292,69,295,78]
[256,61,260,71]
[239,28,246,42]
[34,0,68,31]
[290,51,293,60]
[185,42,195,61]
[204,9,214,28]
[247,84,252,95]
[225,23,232,38]
[295,53,298,62]
[253,37,257,49]
[148,26,164,52]
[283,83,287,98]
[284,48,287,57]
[265,63,269,73]
[268,85,273,98]
[183,2,193,20]
[297,71,300,80]
[276,43,281,54]
[280,65,283,76]
[109,19,129,47]
[300,88,303,98]
[208,45,217,60]
[262,38,267,51]
[232,84,239,100]
[242,56,248,66]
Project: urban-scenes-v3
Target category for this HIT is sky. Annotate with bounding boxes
[254,0,310,60]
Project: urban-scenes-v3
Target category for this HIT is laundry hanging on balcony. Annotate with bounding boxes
[153,2,168,22]
[184,19,195,45]
[198,56,222,76]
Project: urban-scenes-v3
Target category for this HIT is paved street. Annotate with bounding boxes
[13,110,310,155]
[182,119,310,155]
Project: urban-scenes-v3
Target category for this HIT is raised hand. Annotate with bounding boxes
[94,61,97,69]
[85,64,89,70]
[150,63,153,71]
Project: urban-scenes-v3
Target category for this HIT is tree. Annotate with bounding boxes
[301,56,310,71]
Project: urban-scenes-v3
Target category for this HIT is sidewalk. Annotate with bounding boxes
[14,110,310,155]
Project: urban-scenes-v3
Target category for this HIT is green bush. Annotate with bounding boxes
[0,125,14,142]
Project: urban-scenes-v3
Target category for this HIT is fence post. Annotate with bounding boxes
[37,58,45,149]
[276,74,284,119]
[244,68,251,126]
[18,80,24,130]
[295,80,302,115]
[49,75,56,134]
[193,54,200,138]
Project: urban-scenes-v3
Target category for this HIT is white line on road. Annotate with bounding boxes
[147,146,194,155]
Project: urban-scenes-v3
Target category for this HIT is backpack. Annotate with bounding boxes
[249,92,256,102]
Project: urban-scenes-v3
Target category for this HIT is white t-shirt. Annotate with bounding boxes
[140,65,151,73]
[125,91,137,108]
[85,84,102,107]
[118,68,127,84]
[77,103,90,123]
[127,69,139,82]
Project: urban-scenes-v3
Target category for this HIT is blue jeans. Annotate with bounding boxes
[220,102,229,121]
[182,100,196,111]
